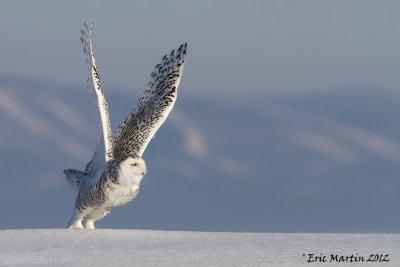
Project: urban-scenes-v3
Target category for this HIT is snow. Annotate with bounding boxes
[0,230,399,266]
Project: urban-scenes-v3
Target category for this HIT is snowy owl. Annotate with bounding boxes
[63,23,187,229]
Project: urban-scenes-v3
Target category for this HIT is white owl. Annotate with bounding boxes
[64,23,187,229]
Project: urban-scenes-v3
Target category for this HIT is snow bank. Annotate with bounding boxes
[0,229,399,266]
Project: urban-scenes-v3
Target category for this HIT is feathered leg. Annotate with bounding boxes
[82,209,109,229]
[68,207,91,229]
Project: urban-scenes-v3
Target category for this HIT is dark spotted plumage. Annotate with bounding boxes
[113,42,187,158]
[74,158,123,212]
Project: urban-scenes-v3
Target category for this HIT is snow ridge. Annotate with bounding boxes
[0,229,399,266]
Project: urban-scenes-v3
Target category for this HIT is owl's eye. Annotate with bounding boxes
[131,163,137,167]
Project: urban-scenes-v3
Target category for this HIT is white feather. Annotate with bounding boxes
[80,22,114,164]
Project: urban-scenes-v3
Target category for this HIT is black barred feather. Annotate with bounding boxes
[113,42,187,158]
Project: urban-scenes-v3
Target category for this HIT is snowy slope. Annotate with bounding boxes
[0,230,399,266]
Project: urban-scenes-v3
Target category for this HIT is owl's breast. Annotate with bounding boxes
[101,160,145,209]
[105,183,140,209]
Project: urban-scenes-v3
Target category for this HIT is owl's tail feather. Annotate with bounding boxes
[64,169,87,191]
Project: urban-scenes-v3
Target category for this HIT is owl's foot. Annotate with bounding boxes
[82,219,95,229]
[82,209,109,229]
[68,221,84,229]
[67,208,88,229]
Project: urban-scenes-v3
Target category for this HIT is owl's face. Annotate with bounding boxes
[119,156,147,178]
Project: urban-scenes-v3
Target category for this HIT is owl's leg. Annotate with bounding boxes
[67,207,90,229]
[82,209,110,229]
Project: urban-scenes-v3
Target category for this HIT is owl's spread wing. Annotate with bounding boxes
[113,43,187,158]
[80,23,114,173]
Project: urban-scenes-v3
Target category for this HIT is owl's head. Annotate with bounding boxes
[118,155,147,178]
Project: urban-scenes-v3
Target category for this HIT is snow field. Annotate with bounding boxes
[0,229,399,266]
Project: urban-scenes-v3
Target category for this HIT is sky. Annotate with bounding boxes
[0,1,400,232]
[0,1,399,100]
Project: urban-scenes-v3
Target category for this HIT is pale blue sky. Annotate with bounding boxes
[0,1,399,101]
